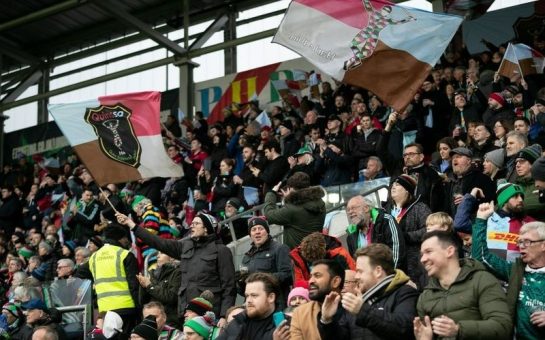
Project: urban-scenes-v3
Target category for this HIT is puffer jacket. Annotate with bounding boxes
[144,262,181,328]
[133,229,236,319]
[417,258,512,340]
[385,197,431,288]
[263,186,326,249]
[290,234,355,282]
[318,270,419,340]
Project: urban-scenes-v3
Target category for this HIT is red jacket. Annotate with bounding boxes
[290,234,355,283]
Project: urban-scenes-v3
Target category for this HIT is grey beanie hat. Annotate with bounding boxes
[484,149,505,169]
[531,157,545,181]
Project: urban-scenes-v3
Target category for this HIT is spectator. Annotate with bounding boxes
[118,212,235,328]
[341,270,358,295]
[278,119,300,157]
[468,123,498,160]
[20,299,67,339]
[426,212,466,258]
[350,113,381,172]
[183,293,214,321]
[238,217,292,309]
[251,140,289,194]
[320,244,419,340]
[232,145,263,198]
[0,185,22,236]
[76,224,139,337]
[472,203,545,339]
[286,145,320,186]
[56,259,75,279]
[1,302,25,338]
[290,232,355,283]
[131,315,158,340]
[345,196,406,270]
[448,89,480,140]
[287,286,310,308]
[504,131,528,182]
[183,313,216,340]
[482,148,506,183]
[414,231,512,340]
[207,158,240,215]
[218,273,288,340]
[358,156,385,182]
[442,147,495,217]
[74,247,90,266]
[220,197,248,243]
[68,188,100,246]
[35,241,58,282]
[142,301,182,340]
[483,92,514,129]
[290,259,351,340]
[263,172,325,249]
[493,119,513,147]
[131,195,173,259]
[31,326,59,340]
[515,144,545,220]
[430,137,457,177]
[137,252,181,328]
[316,136,353,186]
[385,175,431,288]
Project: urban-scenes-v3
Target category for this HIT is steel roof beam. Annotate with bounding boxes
[189,11,229,51]
[1,65,43,104]
[93,0,186,55]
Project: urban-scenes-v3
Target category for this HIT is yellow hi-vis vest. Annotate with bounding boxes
[89,244,136,312]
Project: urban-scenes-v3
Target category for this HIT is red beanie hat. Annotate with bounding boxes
[489,92,505,106]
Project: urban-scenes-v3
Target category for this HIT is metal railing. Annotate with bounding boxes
[56,304,92,338]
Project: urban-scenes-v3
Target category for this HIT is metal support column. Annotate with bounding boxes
[431,0,445,13]
[224,9,238,74]
[37,67,50,124]
[0,53,5,168]
[177,0,195,120]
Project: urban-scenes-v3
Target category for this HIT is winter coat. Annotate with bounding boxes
[258,156,290,193]
[263,186,326,249]
[469,139,499,160]
[216,311,275,340]
[471,218,545,340]
[318,270,418,340]
[211,174,240,213]
[132,229,236,318]
[0,194,22,235]
[347,209,407,270]
[69,198,100,246]
[385,198,431,288]
[280,133,300,157]
[290,234,355,282]
[417,258,512,340]
[441,168,496,217]
[483,106,515,129]
[316,147,354,186]
[350,127,381,169]
[240,237,292,308]
[516,175,545,221]
[406,164,444,212]
[448,104,481,134]
[144,262,182,328]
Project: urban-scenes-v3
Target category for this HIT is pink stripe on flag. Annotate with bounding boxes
[99,91,162,136]
[295,0,392,29]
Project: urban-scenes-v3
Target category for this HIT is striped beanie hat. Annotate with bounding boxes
[197,212,218,235]
[185,297,213,316]
[184,312,215,339]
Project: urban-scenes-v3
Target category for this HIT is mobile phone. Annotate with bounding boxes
[273,311,286,327]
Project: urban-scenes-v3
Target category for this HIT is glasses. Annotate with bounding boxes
[516,239,545,248]
[57,265,69,269]
[403,152,421,158]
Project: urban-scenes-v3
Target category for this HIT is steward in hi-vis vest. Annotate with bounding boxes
[76,223,140,337]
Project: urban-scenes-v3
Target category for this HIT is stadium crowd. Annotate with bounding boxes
[0,37,545,340]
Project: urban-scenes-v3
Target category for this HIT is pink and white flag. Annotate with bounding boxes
[49,91,183,186]
[273,0,462,112]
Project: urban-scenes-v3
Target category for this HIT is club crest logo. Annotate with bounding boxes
[84,103,141,167]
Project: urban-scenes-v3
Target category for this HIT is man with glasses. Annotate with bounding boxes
[448,89,480,140]
[55,259,75,279]
[472,202,545,339]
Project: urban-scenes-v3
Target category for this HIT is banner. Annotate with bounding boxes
[273,0,462,112]
[49,91,183,186]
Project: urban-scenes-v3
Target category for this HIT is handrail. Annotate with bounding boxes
[325,184,390,213]
[55,304,92,337]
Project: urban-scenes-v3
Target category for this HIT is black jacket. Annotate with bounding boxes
[441,168,496,217]
[280,133,300,157]
[469,139,499,160]
[258,156,290,193]
[318,270,418,340]
[0,194,22,235]
[240,237,292,308]
[316,148,353,186]
[406,163,444,212]
[133,229,236,318]
[144,262,181,328]
[216,311,275,340]
[347,209,406,271]
[350,128,381,169]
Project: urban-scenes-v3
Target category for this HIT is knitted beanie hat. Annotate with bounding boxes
[287,287,310,305]
[184,312,215,339]
[484,148,506,169]
[225,197,243,210]
[489,92,506,106]
[516,144,542,164]
[196,212,218,235]
[497,181,525,209]
[247,216,270,234]
[131,315,158,340]
[531,157,545,181]
[131,195,147,210]
[185,297,213,316]
[393,174,417,195]
[2,302,23,320]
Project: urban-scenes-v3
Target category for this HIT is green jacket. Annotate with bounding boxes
[263,186,326,249]
[516,176,545,220]
[417,258,512,340]
[472,218,544,340]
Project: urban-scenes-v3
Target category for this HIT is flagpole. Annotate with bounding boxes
[99,187,119,214]
[497,43,510,75]
[512,43,524,78]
